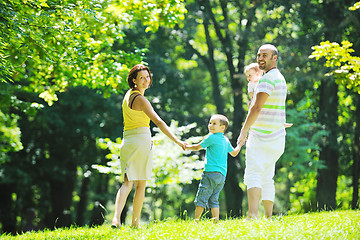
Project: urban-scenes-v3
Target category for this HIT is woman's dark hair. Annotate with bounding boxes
[127,64,153,89]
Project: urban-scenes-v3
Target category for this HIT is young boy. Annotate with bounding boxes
[185,114,241,223]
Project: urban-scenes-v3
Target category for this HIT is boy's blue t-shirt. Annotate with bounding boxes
[200,132,234,177]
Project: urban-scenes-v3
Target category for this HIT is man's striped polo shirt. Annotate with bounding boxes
[250,68,287,139]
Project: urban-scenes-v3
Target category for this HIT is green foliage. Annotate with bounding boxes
[275,95,327,214]
[0,111,23,160]
[93,137,122,176]
[1,210,359,239]
[289,172,317,213]
[151,122,203,186]
[1,0,136,103]
[0,0,188,231]
[107,0,187,32]
[0,0,187,104]
[281,97,327,174]
[349,1,360,11]
[310,40,360,94]
[0,86,123,229]
[307,1,359,212]
[0,43,13,81]
[336,175,353,209]
[0,83,28,163]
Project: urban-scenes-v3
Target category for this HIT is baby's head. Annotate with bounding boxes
[208,114,229,133]
[244,63,262,83]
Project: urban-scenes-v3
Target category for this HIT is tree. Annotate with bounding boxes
[276,101,326,213]
[0,0,187,233]
[3,87,122,230]
[310,41,360,94]
[174,0,318,217]
[0,0,187,154]
[0,0,187,96]
[310,1,360,210]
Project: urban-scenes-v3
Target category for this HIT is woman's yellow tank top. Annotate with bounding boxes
[122,89,150,131]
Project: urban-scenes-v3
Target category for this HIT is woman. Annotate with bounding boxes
[111,64,186,228]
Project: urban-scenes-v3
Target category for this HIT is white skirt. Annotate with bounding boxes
[120,127,153,181]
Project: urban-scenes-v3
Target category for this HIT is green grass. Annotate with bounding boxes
[1,210,359,239]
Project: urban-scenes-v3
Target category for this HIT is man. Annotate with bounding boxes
[237,44,287,219]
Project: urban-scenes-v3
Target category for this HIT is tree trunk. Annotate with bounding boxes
[200,0,245,217]
[316,1,345,211]
[76,175,90,226]
[226,3,257,217]
[223,167,243,217]
[349,10,360,210]
[316,79,339,210]
[0,184,17,234]
[201,0,224,114]
[352,93,360,209]
[49,167,76,228]
[225,67,245,217]
[90,174,111,226]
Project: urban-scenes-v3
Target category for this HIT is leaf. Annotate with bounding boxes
[40,0,50,8]
[39,90,58,106]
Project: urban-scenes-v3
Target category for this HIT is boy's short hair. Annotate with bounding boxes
[212,114,229,132]
[244,63,261,74]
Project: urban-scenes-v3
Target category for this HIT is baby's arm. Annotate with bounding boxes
[185,143,203,151]
[248,91,254,108]
[249,91,254,99]
[284,123,293,128]
[229,144,242,157]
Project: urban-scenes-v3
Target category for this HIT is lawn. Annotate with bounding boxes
[1,210,359,239]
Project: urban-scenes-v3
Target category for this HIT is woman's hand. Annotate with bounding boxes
[177,140,188,151]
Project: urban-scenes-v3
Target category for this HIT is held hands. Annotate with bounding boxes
[183,142,201,151]
[236,123,291,147]
[177,140,188,151]
[237,130,247,147]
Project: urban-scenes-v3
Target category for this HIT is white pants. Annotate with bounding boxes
[244,133,285,202]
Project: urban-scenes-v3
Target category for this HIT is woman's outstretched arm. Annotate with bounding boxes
[134,95,186,150]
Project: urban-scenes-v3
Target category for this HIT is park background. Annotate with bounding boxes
[0,0,359,234]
